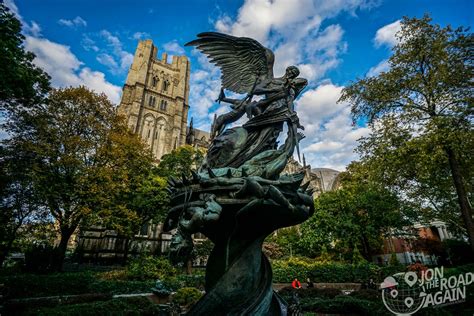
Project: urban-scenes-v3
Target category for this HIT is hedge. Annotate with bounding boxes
[271,257,406,283]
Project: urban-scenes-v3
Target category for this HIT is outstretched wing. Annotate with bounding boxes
[186,32,274,94]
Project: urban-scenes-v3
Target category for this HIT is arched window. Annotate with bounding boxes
[160,100,167,111]
[148,96,156,107]
[151,76,158,87]
[162,80,169,92]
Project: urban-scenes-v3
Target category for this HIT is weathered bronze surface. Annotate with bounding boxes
[162,32,314,315]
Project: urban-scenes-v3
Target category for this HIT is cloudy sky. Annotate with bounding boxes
[7,0,472,170]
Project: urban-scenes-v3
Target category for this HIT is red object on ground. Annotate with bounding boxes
[292,279,301,289]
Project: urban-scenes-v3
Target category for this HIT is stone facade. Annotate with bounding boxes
[118,39,191,160]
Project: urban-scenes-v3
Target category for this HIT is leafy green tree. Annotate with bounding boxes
[156,145,204,178]
[98,167,169,263]
[299,174,409,261]
[0,3,50,109]
[194,239,214,260]
[339,16,474,250]
[0,145,46,266]
[0,3,51,267]
[266,227,302,258]
[13,87,155,270]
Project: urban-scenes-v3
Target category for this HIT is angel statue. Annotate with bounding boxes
[161,32,315,316]
[185,33,308,177]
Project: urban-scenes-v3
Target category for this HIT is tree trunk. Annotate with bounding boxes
[361,235,372,261]
[445,146,474,252]
[54,227,74,271]
[186,259,193,275]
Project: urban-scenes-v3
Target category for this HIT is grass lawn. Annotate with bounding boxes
[21,296,166,316]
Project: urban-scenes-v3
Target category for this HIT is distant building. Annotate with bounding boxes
[282,156,342,197]
[118,39,209,159]
[373,221,452,265]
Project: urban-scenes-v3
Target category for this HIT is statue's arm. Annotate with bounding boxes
[251,80,284,96]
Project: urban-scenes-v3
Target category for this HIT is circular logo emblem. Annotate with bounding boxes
[381,273,425,315]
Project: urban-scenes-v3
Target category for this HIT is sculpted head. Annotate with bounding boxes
[285,66,300,79]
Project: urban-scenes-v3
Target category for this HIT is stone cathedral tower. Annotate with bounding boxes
[118,40,190,160]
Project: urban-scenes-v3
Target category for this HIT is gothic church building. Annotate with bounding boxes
[118,39,208,159]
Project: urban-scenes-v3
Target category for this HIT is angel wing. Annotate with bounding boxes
[185,32,274,94]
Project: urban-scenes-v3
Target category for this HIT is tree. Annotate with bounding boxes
[340,16,474,250]
[98,167,169,263]
[266,226,302,258]
[0,3,50,110]
[299,172,410,261]
[15,87,155,270]
[0,4,51,266]
[0,145,46,266]
[156,145,204,178]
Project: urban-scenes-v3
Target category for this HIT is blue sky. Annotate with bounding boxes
[7,0,472,170]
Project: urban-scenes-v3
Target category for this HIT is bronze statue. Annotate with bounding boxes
[162,32,314,315]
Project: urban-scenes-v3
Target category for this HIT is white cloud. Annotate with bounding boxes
[24,21,41,37]
[58,16,87,28]
[131,32,150,40]
[24,36,121,104]
[189,51,222,130]
[374,20,401,48]
[297,84,346,127]
[96,53,119,69]
[81,34,99,52]
[367,58,389,77]
[163,40,185,55]
[98,30,133,74]
[295,83,370,170]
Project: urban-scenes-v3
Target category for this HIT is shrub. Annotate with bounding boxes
[349,289,380,301]
[442,239,474,265]
[176,274,206,290]
[272,258,404,283]
[389,252,399,266]
[278,286,341,301]
[300,296,386,315]
[126,255,177,280]
[352,247,368,265]
[272,257,313,282]
[172,287,202,307]
[98,269,128,281]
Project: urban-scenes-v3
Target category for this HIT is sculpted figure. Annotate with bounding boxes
[162,32,314,316]
[211,66,307,139]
